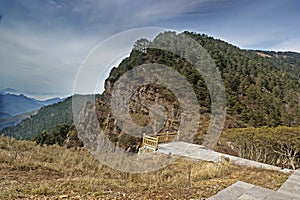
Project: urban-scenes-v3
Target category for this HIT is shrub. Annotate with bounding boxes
[222,126,300,169]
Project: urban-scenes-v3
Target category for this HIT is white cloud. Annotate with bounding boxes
[269,39,300,53]
[0,24,100,97]
[0,0,299,99]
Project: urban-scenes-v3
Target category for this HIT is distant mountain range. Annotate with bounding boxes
[0,90,64,130]
[1,96,74,139]
[0,92,63,117]
[0,88,21,95]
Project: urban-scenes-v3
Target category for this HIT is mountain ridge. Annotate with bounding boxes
[0,93,63,117]
[0,92,64,131]
[2,31,300,141]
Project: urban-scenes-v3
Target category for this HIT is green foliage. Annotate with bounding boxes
[35,124,73,146]
[1,97,73,139]
[106,31,300,127]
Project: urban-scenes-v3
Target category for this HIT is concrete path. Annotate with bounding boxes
[157,141,300,200]
[158,142,285,171]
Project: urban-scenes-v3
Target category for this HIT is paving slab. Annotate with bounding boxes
[207,182,248,200]
[263,192,293,200]
[278,170,300,199]
[276,191,300,200]
[294,170,300,176]
[238,194,261,200]
[234,181,255,190]
[245,186,274,199]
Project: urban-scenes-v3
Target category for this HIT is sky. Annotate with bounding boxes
[0,0,299,99]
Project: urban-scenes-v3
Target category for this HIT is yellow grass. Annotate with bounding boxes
[0,136,289,199]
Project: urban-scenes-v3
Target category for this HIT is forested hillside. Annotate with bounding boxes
[1,97,73,139]
[0,93,62,118]
[2,31,300,144]
[0,93,43,116]
[104,31,300,128]
[93,31,300,153]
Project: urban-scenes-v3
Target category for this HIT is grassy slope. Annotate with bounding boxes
[0,136,289,199]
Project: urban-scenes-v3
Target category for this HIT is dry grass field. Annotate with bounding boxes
[0,136,289,199]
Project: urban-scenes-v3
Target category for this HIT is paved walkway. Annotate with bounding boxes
[158,142,286,171]
[157,142,300,199]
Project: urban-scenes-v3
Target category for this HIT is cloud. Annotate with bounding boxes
[270,39,300,53]
[0,0,299,98]
[171,0,300,51]
[0,0,191,98]
[0,23,100,97]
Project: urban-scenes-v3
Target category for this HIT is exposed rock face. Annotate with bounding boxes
[95,84,182,152]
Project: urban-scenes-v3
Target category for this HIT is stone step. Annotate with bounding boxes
[238,194,261,200]
[207,181,274,200]
[263,192,299,200]
[208,170,300,200]
[276,170,300,199]
[276,191,300,200]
